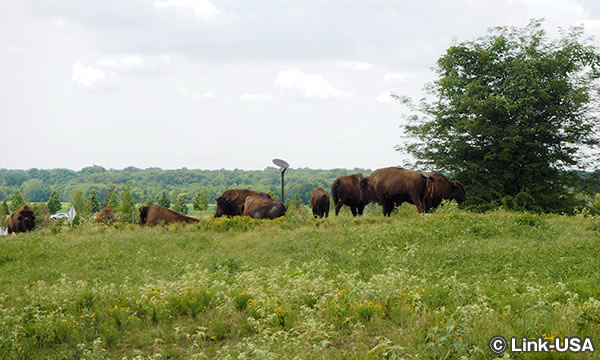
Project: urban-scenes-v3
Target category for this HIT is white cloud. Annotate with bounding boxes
[240,93,274,102]
[71,62,111,90]
[96,55,170,73]
[53,18,68,28]
[153,0,221,20]
[179,87,214,99]
[339,61,373,70]
[383,72,414,83]
[375,91,394,104]
[275,69,350,100]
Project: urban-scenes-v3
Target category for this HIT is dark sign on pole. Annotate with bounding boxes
[272,158,289,204]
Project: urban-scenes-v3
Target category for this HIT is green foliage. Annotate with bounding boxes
[87,190,101,213]
[9,189,25,212]
[47,190,62,214]
[158,192,170,208]
[0,200,8,218]
[21,179,51,202]
[173,193,188,214]
[193,187,209,211]
[144,194,155,206]
[107,187,120,210]
[119,187,136,223]
[399,20,600,213]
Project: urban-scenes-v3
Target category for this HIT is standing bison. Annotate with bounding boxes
[139,205,199,226]
[331,173,367,216]
[424,173,467,211]
[310,187,330,218]
[215,189,271,217]
[243,195,286,219]
[7,205,36,234]
[360,167,432,215]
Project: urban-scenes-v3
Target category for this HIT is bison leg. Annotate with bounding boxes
[325,209,329,218]
[350,206,357,216]
[357,204,365,216]
[334,202,343,216]
[382,201,394,216]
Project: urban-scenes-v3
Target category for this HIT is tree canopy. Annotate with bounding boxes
[398,20,600,212]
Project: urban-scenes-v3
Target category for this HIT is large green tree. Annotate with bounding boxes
[21,179,51,202]
[87,190,101,213]
[193,188,209,211]
[399,20,600,212]
[47,190,62,214]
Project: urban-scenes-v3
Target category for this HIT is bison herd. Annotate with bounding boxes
[4,167,466,233]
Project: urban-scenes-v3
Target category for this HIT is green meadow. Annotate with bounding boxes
[1,204,600,359]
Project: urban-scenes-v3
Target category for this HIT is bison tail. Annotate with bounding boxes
[421,175,435,212]
[331,179,340,205]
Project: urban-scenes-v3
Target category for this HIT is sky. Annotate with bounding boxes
[2,0,600,171]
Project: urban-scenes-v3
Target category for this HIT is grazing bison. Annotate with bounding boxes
[331,173,367,216]
[7,205,36,234]
[215,189,271,217]
[360,167,432,215]
[243,195,286,219]
[139,205,199,226]
[424,173,467,211]
[310,187,330,218]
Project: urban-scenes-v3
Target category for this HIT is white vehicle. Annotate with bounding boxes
[50,213,69,220]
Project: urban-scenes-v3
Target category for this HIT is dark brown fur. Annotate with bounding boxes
[215,189,271,217]
[331,173,367,216]
[360,167,431,215]
[423,173,467,211]
[310,187,330,218]
[7,205,35,234]
[243,195,286,219]
[139,205,199,226]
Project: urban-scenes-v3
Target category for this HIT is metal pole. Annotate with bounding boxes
[281,168,287,204]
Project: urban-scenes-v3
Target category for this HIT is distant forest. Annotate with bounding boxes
[0,166,371,206]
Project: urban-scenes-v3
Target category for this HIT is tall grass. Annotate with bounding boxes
[0,204,599,359]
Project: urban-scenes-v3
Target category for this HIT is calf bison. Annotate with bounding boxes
[360,167,432,215]
[424,173,467,211]
[215,189,271,217]
[7,205,36,234]
[310,187,330,218]
[139,205,199,226]
[331,173,367,216]
[243,195,286,219]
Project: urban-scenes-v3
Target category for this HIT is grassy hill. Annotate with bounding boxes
[0,205,599,359]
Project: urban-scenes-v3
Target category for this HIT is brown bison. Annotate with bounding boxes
[424,173,467,211]
[7,205,36,234]
[215,189,271,217]
[139,205,199,226]
[310,187,330,218]
[360,167,432,215]
[331,173,367,216]
[243,195,286,219]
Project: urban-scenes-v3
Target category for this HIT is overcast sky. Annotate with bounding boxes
[2,0,600,171]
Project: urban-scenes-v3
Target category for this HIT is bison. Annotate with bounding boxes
[360,167,432,215]
[310,187,330,218]
[424,173,467,211]
[215,189,271,217]
[331,173,367,216]
[7,204,36,234]
[139,205,200,226]
[243,195,286,219]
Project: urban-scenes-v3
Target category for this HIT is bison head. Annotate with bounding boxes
[139,206,149,225]
[451,181,467,203]
[19,209,35,231]
[215,196,241,217]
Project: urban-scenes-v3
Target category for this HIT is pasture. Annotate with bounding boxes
[1,205,599,359]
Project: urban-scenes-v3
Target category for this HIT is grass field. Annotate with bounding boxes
[1,204,600,359]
